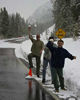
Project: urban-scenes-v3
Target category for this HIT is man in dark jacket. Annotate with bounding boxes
[47,39,76,92]
[28,27,44,77]
[42,36,57,84]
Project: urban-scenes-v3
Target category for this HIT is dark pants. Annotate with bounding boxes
[53,67,64,90]
[28,53,41,76]
[42,58,54,83]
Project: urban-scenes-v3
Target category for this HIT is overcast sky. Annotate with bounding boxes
[0,0,49,20]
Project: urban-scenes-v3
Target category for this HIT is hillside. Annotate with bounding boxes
[28,1,54,24]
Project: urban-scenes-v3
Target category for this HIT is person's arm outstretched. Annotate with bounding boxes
[65,49,76,60]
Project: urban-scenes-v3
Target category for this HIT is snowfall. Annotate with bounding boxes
[0,25,80,100]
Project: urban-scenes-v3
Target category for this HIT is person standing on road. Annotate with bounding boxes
[47,39,76,92]
[28,26,44,77]
[42,36,57,84]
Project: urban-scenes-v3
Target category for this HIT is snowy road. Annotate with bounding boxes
[0,48,55,100]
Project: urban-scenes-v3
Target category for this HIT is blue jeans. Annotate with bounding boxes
[42,58,54,83]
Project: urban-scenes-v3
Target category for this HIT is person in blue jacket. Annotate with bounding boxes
[47,39,76,92]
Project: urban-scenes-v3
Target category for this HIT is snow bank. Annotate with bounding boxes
[63,38,80,98]
[0,39,25,60]
[41,24,55,42]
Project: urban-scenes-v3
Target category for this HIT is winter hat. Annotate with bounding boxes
[49,36,54,42]
[49,36,54,40]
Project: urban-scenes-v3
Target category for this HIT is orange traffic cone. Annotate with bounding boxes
[28,68,32,76]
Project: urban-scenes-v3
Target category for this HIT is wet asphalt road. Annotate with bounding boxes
[0,48,55,100]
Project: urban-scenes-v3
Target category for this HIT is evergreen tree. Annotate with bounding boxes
[51,0,80,38]
[20,18,27,36]
[0,8,3,37]
[71,0,80,37]
[0,7,29,38]
[15,13,20,36]
[1,7,9,38]
[0,9,2,35]
[8,14,16,37]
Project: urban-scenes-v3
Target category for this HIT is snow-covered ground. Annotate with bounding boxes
[63,38,80,99]
[0,28,80,99]
[0,39,25,60]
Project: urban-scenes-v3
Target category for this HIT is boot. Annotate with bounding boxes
[42,79,45,83]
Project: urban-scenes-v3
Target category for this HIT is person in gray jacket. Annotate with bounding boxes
[42,36,57,83]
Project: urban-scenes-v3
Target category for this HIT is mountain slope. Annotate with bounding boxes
[28,1,53,24]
